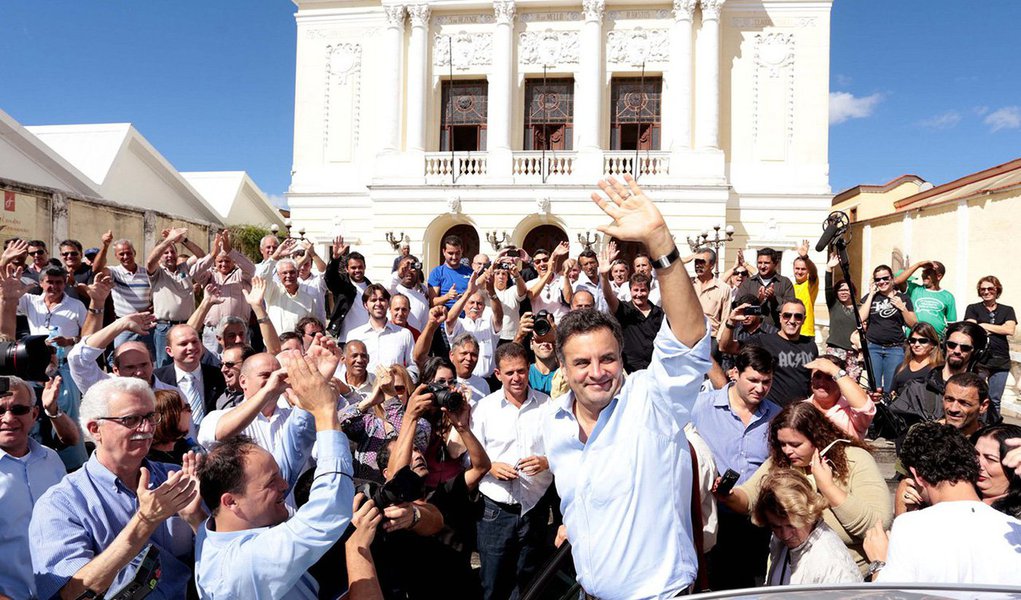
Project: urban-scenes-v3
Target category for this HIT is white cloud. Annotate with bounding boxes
[984,106,1021,132]
[973,106,989,116]
[829,91,883,125]
[918,111,961,130]
[834,74,853,87]
[267,194,289,209]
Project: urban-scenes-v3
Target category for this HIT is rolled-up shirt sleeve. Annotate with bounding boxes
[67,339,108,394]
[646,317,712,432]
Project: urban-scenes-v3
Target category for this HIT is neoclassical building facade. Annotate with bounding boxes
[287,0,834,280]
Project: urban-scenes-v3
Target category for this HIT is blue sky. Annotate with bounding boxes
[2,1,1019,201]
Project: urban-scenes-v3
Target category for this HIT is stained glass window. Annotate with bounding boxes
[441,80,488,151]
[610,77,662,150]
[524,78,574,151]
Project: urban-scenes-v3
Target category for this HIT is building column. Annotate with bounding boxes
[380,4,406,154]
[577,0,605,177]
[695,0,724,150]
[51,192,69,248]
[488,1,516,178]
[669,0,696,154]
[406,4,431,153]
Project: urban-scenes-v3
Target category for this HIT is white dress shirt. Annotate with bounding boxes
[572,272,609,313]
[198,398,294,452]
[345,321,417,378]
[540,318,711,600]
[299,273,328,325]
[458,374,490,407]
[446,310,499,378]
[526,275,568,324]
[264,282,316,335]
[471,387,552,514]
[388,275,430,332]
[339,280,370,340]
[67,340,181,396]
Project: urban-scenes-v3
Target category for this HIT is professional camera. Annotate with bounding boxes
[0,335,54,381]
[533,310,553,337]
[411,260,423,272]
[495,261,512,271]
[729,301,763,317]
[426,382,465,413]
[358,466,425,511]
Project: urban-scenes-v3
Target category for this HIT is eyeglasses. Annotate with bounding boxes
[979,287,997,293]
[945,341,973,353]
[432,378,454,387]
[96,412,162,429]
[873,276,892,283]
[221,361,241,369]
[28,250,47,256]
[733,270,748,277]
[533,257,549,264]
[908,337,932,346]
[0,404,33,416]
[61,251,80,257]
[780,312,805,322]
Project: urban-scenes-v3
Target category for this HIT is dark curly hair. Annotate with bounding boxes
[768,403,869,482]
[901,422,979,486]
[970,424,1021,518]
[555,308,623,364]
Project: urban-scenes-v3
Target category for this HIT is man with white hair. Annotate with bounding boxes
[0,376,68,600]
[30,377,204,600]
[264,258,317,336]
[147,227,210,368]
[194,230,255,355]
[444,268,503,379]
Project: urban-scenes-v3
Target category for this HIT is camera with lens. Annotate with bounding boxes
[358,466,425,512]
[0,335,54,381]
[730,301,763,317]
[495,261,512,271]
[411,260,422,272]
[426,382,465,413]
[533,310,553,337]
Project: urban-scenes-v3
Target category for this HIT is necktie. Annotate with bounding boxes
[180,372,205,425]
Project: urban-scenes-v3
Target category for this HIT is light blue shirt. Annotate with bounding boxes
[30,456,194,600]
[541,318,711,600]
[691,383,780,485]
[195,427,354,599]
[0,439,65,599]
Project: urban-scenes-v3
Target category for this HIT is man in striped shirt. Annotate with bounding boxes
[108,238,155,355]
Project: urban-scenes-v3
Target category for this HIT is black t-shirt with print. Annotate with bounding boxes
[863,292,913,346]
[965,302,1017,371]
[750,333,819,406]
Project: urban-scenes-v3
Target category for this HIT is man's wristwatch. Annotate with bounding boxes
[865,560,885,578]
[410,504,421,528]
[834,368,849,380]
[653,246,681,270]
[44,406,63,419]
[88,307,103,314]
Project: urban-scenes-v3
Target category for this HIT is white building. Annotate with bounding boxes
[287,0,834,279]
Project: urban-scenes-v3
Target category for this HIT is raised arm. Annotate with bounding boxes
[41,375,80,448]
[893,260,930,287]
[188,284,224,334]
[0,265,30,340]
[244,277,280,355]
[797,239,818,284]
[445,270,478,330]
[146,228,187,275]
[208,368,289,443]
[413,305,446,369]
[90,230,113,275]
[560,259,576,305]
[598,241,620,314]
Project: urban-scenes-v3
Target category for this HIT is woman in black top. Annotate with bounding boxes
[824,253,861,383]
[147,389,200,465]
[859,264,917,392]
[892,322,942,395]
[965,275,1017,412]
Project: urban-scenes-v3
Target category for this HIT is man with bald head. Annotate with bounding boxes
[68,312,183,398]
[570,289,596,311]
[197,353,293,453]
[155,324,226,433]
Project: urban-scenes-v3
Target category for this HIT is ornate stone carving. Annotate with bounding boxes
[447,196,462,214]
[672,0,697,21]
[607,10,671,20]
[751,32,795,142]
[407,4,431,28]
[324,43,362,157]
[435,14,494,25]
[493,1,516,25]
[606,28,670,65]
[383,4,406,28]
[536,196,551,214]
[519,30,580,65]
[520,12,581,23]
[582,0,605,24]
[700,0,725,21]
[433,31,493,69]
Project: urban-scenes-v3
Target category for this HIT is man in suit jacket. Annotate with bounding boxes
[154,324,226,437]
[324,235,372,340]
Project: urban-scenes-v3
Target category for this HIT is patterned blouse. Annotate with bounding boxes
[340,398,431,483]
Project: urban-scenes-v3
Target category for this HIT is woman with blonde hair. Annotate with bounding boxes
[754,469,862,585]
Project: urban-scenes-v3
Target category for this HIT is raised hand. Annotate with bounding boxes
[245,276,267,308]
[590,175,668,247]
[306,334,341,378]
[284,350,339,418]
[221,230,233,255]
[202,283,225,305]
[348,494,382,549]
[332,234,349,260]
[797,239,809,257]
[440,286,458,304]
[42,376,62,416]
[87,272,114,304]
[0,239,28,266]
[826,252,839,271]
[0,264,30,300]
[374,365,396,397]
[177,451,207,526]
[167,228,189,244]
[101,230,114,247]
[136,468,197,526]
[598,241,619,276]
[118,312,157,335]
[429,304,448,324]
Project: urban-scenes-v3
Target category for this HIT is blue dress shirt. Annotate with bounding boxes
[195,429,354,599]
[541,318,711,600]
[0,439,66,599]
[29,456,194,600]
[690,383,780,485]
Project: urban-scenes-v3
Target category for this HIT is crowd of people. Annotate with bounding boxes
[1,176,1020,600]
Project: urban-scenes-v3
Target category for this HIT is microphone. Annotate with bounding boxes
[815,211,849,252]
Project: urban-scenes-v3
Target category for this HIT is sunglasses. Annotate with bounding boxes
[432,378,454,386]
[733,270,748,276]
[222,361,241,369]
[945,341,973,353]
[908,337,932,345]
[0,404,33,416]
[979,287,997,293]
[394,385,407,393]
[97,412,162,429]
[61,251,80,257]
[694,259,707,265]
[780,312,805,322]
[28,250,47,256]
[873,276,892,283]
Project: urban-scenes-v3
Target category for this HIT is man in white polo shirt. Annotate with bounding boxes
[108,238,154,353]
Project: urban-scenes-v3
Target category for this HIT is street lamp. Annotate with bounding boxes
[686,224,735,273]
